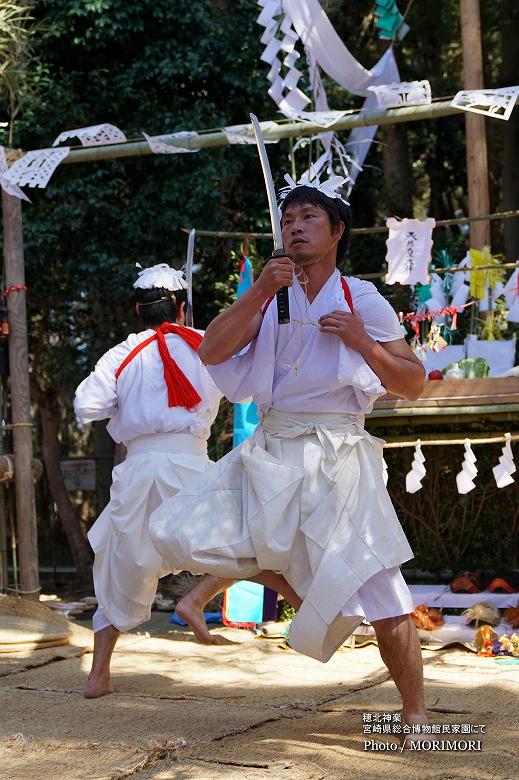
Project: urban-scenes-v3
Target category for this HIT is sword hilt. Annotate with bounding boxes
[271,247,291,325]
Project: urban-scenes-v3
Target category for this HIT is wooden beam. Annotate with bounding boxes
[460,0,491,248]
[1,192,39,599]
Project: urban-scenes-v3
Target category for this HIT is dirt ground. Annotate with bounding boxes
[0,611,518,780]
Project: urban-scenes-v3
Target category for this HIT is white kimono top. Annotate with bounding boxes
[74,327,222,444]
[208,270,404,414]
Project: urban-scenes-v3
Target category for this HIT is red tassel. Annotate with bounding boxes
[155,324,203,410]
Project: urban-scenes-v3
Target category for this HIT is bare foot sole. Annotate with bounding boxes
[84,675,114,699]
[175,600,218,645]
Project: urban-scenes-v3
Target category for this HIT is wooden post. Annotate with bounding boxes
[460,0,491,249]
[2,191,39,599]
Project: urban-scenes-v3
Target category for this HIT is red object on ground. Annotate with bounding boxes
[427,370,443,380]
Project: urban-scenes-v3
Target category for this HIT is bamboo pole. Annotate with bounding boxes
[181,208,519,240]
[51,99,467,165]
[383,432,519,447]
[460,0,491,249]
[1,192,39,599]
[371,403,519,418]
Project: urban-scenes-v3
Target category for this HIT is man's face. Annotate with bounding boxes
[281,201,343,266]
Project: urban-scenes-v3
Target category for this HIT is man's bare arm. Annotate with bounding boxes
[199,256,294,365]
[362,338,425,400]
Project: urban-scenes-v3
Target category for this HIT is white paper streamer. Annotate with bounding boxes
[221,122,280,145]
[0,147,31,202]
[256,1,401,186]
[142,131,200,154]
[451,87,519,121]
[256,0,311,118]
[4,147,70,189]
[405,440,426,494]
[456,440,478,495]
[367,80,431,110]
[492,433,516,489]
[53,123,127,147]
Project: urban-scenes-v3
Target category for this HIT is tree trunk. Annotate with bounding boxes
[381,123,414,217]
[2,191,40,598]
[32,380,93,585]
[501,1,519,260]
[460,0,490,249]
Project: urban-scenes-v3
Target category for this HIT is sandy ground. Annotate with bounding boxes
[0,611,518,780]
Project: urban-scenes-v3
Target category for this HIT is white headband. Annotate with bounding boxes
[278,170,350,206]
[133,263,188,292]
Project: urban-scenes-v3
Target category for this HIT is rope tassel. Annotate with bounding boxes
[155,324,202,410]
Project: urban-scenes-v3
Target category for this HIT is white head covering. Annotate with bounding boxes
[278,169,349,206]
[133,263,188,291]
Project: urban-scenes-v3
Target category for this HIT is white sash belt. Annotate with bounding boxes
[127,432,207,457]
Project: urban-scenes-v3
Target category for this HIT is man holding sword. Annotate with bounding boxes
[150,119,428,730]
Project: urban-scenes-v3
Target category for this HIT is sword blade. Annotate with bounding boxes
[249,113,284,252]
[185,227,196,327]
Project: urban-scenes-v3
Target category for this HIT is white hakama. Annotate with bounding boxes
[74,328,222,633]
[150,271,415,662]
[151,412,414,662]
[90,433,212,632]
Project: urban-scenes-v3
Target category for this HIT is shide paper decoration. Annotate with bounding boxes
[4,146,70,189]
[493,434,516,489]
[405,441,426,494]
[368,80,431,110]
[257,0,310,118]
[222,122,280,145]
[384,437,516,493]
[451,87,519,121]
[492,435,516,489]
[0,147,30,202]
[385,218,435,285]
[142,131,200,155]
[53,123,127,147]
[256,0,401,184]
[456,440,478,495]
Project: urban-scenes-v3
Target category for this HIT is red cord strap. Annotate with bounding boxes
[2,285,28,297]
[261,277,354,316]
[116,323,203,410]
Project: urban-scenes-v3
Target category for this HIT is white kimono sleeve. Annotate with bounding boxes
[74,347,122,422]
[206,308,276,405]
[337,279,405,408]
[350,279,406,342]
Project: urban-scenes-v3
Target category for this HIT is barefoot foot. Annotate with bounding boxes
[175,595,219,644]
[84,673,114,699]
[400,710,429,750]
